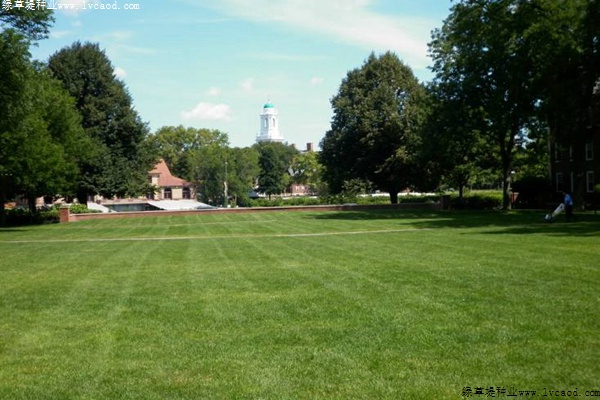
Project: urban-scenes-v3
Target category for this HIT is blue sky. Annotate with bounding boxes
[30,0,452,148]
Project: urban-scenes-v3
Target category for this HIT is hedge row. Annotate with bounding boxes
[2,204,100,226]
[248,191,503,210]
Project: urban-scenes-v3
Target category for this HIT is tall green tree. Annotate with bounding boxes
[0,31,88,221]
[186,130,230,205]
[421,85,496,197]
[0,30,33,223]
[255,142,298,199]
[15,67,89,211]
[430,0,598,208]
[48,41,155,203]
[227,146,259,206]
[429,0,549,209]
[320,52,428,204]
[289,151,323,194]
[151,125,229,183]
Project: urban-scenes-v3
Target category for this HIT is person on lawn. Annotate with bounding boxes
[563,191,574,222]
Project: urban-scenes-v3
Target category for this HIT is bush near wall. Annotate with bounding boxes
[449,190,503,210]
[2,204,102,226]
[69,204,102,214]
[4,208,59,226]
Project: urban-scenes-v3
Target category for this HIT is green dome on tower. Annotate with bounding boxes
[263,101,275,109]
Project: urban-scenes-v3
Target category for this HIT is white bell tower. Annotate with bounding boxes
[257,101,284,143]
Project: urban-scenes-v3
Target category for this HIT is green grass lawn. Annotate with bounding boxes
[0,209,598,399]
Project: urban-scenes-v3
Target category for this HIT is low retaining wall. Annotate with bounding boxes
[61,202,442,223]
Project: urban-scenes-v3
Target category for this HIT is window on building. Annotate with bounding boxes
[183,187,191,199]
[556,172,564,192]
[164,188,172,199]
[569,146,573,161]
[586,142,594,160]
[555,144,562,163]
[587,171,595,193]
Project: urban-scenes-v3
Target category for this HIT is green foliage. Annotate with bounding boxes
[429,0,545,209]
[429,0,598,209]
[289,151,323,193]
[227,146,259,205]
[69,204,101,214]
[320,52,429,204]
[255,142,298,199]
[449,190,503,210]
[47,42,155,202]
[0,7,54,41]
[0,31,89,222]
[4,207,59,226]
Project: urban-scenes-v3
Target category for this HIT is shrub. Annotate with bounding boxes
[69,204,101,214]
[450,190,503,210]
[4,208,59,226]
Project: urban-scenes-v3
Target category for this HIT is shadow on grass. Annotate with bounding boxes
[0,228,30,233]
[306,209,600,237]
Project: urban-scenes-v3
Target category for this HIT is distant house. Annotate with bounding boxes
[148,160,195,200]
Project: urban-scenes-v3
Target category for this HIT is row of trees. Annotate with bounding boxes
[321,0,599,209]
[0,8,321,223]
[150,126,322,205]
[1,8,157,226]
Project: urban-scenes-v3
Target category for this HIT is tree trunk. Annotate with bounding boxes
[500,128,517,210]
[0,197,5,227]
[502,168,512,210]
[389,186,399,204]
[77,188,88,206]
[28,195,37,214]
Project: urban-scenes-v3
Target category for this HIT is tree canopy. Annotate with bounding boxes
[0,30,89,222]
[255,142,298,199]
[48,41,155,203]
[320,52,428,204]
[0,7,54,41]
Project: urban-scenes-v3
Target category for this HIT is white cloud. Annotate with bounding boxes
[310,77,324,86]
[51,30,73,39]
[116,45,158,55]
[206,87,222,96]
[203,0,433,68]
[114,67,127,78]
[181,102,232,121]
[108,31,133,41]
[240,78,254,93]
[253,52,329,62]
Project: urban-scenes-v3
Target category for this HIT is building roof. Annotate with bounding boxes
[263,101,275,109]
[149,159,191,187]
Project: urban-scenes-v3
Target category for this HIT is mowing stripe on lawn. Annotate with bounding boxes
[0,228,430,244]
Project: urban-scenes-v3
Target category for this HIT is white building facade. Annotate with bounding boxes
[256,101,284,143]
